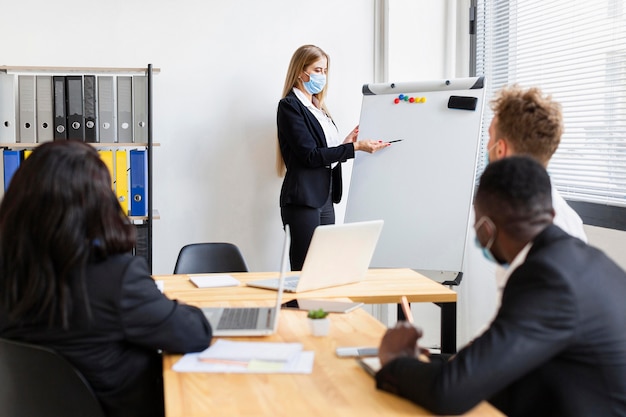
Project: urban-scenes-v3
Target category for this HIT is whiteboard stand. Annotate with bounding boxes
[346,77,485,354]
[346,76,485,283]
[415,270,463,287]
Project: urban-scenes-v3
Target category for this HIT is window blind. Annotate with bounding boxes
[475,0,626,208]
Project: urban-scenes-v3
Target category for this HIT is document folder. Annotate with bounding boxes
[84,75,97,143]
[117,76,133,143]
[53,76,67,140]
[129,149,147,216]
[3,149,22,191]
[0,73,17,143]
[99,150,114,188]
[115,150,129,215]
[36,76,54,142]
[98,76,116,143]
[65,76,84,141]
[18,75,36,143]
[0,149,4,199]
[133,75,148,143]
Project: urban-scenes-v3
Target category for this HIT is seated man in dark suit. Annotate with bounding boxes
[375,156,626,416]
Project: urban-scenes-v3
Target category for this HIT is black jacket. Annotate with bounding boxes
[277,91,354,207]
[376,225,626,416]
[0,254,212,417]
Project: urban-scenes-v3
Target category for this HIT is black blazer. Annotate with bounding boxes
[376,225,626,417]
[0,254,212,417]
[277,91,355,208]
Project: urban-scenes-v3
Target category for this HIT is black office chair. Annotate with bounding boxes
[173,242,249,274]
[0,337,106,417]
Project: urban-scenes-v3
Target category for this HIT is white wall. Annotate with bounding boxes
[0,0,376,274]
[584,225,626,271]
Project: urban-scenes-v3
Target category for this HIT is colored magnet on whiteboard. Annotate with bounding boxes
[420,97,426,103]
[398,94,405,100]
[409,97,415,103]
[394,98,400,104]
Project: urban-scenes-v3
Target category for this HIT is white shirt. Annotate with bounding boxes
[293,88,341,148]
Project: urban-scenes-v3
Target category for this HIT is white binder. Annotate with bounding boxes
[97,76,116,143]
[133,75,147,143]
[36,75,54,142]
[117,76,132,143]
[18,75,36,143]
[0,73,16,143]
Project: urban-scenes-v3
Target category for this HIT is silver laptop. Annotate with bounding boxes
[201,225,290,336]
[247,220,383,293]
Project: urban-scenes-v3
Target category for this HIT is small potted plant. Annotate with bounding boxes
[307,308,330,336]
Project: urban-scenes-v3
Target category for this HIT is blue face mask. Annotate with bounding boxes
[474,236,505,266]
[483,142,497,168]
[303,72,326,95]
[474,216,509,267]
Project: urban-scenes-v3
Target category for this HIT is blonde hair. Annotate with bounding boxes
[276,45,331,176]
[491,85,563,166]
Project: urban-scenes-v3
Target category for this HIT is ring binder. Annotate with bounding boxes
[53,76,67,140]
[66,76,84,141]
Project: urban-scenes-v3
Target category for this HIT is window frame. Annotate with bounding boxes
[470,0,626,231]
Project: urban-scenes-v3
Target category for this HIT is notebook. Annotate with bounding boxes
[247,220,384,293]
[201,226,290,336]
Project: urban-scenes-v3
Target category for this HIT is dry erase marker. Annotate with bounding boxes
[388,139,403,143]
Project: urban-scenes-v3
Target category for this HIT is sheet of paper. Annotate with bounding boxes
[198,339,302,362]
[189,274,240,288]
[172,351,314,374]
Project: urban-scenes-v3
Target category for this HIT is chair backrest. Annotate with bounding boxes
[173,242,249,274]
[0,337,106,417]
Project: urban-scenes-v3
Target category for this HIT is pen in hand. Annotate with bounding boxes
[400,296,413,324]
[400,296,430,362]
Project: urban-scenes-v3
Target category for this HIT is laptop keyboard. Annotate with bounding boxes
[217,308,260,330]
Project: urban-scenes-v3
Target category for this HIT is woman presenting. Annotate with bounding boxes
[277,44,388,270]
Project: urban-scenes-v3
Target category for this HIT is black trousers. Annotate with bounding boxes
[281,194,334,271]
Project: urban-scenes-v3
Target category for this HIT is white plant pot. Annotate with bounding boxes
[308,318,330,336]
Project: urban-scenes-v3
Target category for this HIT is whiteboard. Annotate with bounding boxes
[345,77,485,274]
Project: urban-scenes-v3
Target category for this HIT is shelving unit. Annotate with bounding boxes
[0,64,158,271]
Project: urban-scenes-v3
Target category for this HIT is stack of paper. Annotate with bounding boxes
[172,340,314,374]
[189,275,240,288]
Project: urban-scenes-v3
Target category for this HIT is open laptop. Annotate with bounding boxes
[201,225,290,336]
[247,220,383,293]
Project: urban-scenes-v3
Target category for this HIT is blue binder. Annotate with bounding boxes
[129,149,147,216]
[3,150,22,191]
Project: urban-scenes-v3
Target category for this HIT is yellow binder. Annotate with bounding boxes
[99,150,114,189]
[115,150,129,215]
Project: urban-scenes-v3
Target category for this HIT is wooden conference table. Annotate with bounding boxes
[160,298,502,416]
[158,268,458,354]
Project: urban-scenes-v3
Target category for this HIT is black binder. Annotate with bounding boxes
[84,75,97,143]
[65,76,84,141]
[53,76,67,140]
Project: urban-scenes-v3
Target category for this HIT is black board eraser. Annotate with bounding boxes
[448,96,477,111]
